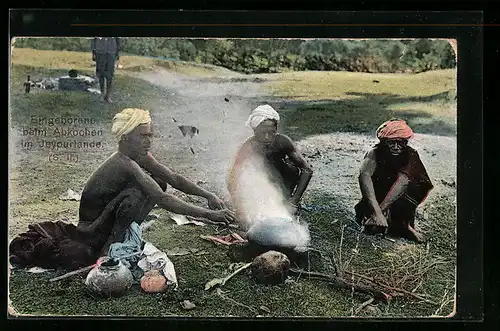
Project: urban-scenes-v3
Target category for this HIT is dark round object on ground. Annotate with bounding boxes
[68,69,78,78]
[251,250,291,285]
[227,240,321,271]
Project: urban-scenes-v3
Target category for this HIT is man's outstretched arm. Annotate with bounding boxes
[379,173,410,211]
[137,152,226,209]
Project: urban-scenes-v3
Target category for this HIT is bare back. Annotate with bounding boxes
[79,152,144,223]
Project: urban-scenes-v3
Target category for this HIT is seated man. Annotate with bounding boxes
[355,119,433,243]
[78,108,235,255]
[227,104,313,229]
[9,108,235,269]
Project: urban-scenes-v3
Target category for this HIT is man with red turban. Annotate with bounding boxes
[355,119,433,243]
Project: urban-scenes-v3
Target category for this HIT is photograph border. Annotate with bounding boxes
[6,7,485,328]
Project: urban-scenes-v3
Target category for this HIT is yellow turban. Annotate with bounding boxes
[111,108,151,140]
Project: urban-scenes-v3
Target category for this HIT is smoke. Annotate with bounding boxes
[237,156,291,223]
[139,70,265,200]
[140,70,306,247]
[235,155,311,249]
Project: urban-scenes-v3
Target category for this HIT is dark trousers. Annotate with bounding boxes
[95,53,116,80]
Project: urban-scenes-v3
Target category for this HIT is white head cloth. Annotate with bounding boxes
[245,104,280,129]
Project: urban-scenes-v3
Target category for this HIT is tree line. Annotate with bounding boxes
[13,37,456,74]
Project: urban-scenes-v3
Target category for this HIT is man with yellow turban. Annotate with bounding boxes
[9,108,235,270]
[227,105,313,229]
[355,118,433,243]
[77,108,235,256]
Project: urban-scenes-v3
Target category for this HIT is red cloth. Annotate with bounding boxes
[9,221,98,270]
[200,233,247,245]
[376,119,414,140]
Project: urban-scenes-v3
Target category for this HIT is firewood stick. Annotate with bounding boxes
[49,264,96,282]
[354,297,375,315]
[200,235,232,245]
[49,250,142,282]
[289,268,390,302]
[186,216,240,229]
[343,270,439,305]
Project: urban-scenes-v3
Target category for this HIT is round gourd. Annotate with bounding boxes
[140,269,168,293]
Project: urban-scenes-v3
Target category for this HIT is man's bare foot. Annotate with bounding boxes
[407,227,426,243]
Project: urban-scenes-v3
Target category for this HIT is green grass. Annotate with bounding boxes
[9,193,455,317]
[11,48,234,77]
[9,49,456,318]
[267,69,456,140]
[10,64,169,126]
[265,70,456,100]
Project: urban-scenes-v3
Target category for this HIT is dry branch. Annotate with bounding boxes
[343,270,439,305]
[289,268,390,302]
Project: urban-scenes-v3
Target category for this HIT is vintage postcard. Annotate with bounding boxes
[8,35,460,318]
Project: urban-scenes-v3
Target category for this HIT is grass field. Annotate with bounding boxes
[9,48,457,318]
[10,48,234,77]
[265,69,457,140]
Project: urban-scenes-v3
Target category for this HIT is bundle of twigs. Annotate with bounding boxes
[342,244,451,305]
[292,241,452,307]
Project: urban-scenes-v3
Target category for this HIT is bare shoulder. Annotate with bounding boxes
[134,152,160,171]
[83,152,134,189]
[275,134,295,151]
[244,136,257,147]
[364,147,377,160]
[239,136,256,154]
[113,152,145,175]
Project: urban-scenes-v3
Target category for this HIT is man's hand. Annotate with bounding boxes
[365,212,388,228]
[207,194,226,210]
[207,209,236,224]
[92,52,96,62]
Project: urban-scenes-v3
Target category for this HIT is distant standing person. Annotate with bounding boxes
[91,37,120,103]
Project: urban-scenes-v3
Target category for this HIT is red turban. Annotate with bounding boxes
[376,119,414,140]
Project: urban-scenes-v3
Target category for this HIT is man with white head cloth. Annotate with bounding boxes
[227,104,313,229]
[78,108,235,256]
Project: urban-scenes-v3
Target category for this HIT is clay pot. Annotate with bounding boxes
[251,250,291,285]
[140,269,168,293]
[85,257,133,297]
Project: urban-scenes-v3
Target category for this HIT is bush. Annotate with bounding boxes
[14,37,456,74]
